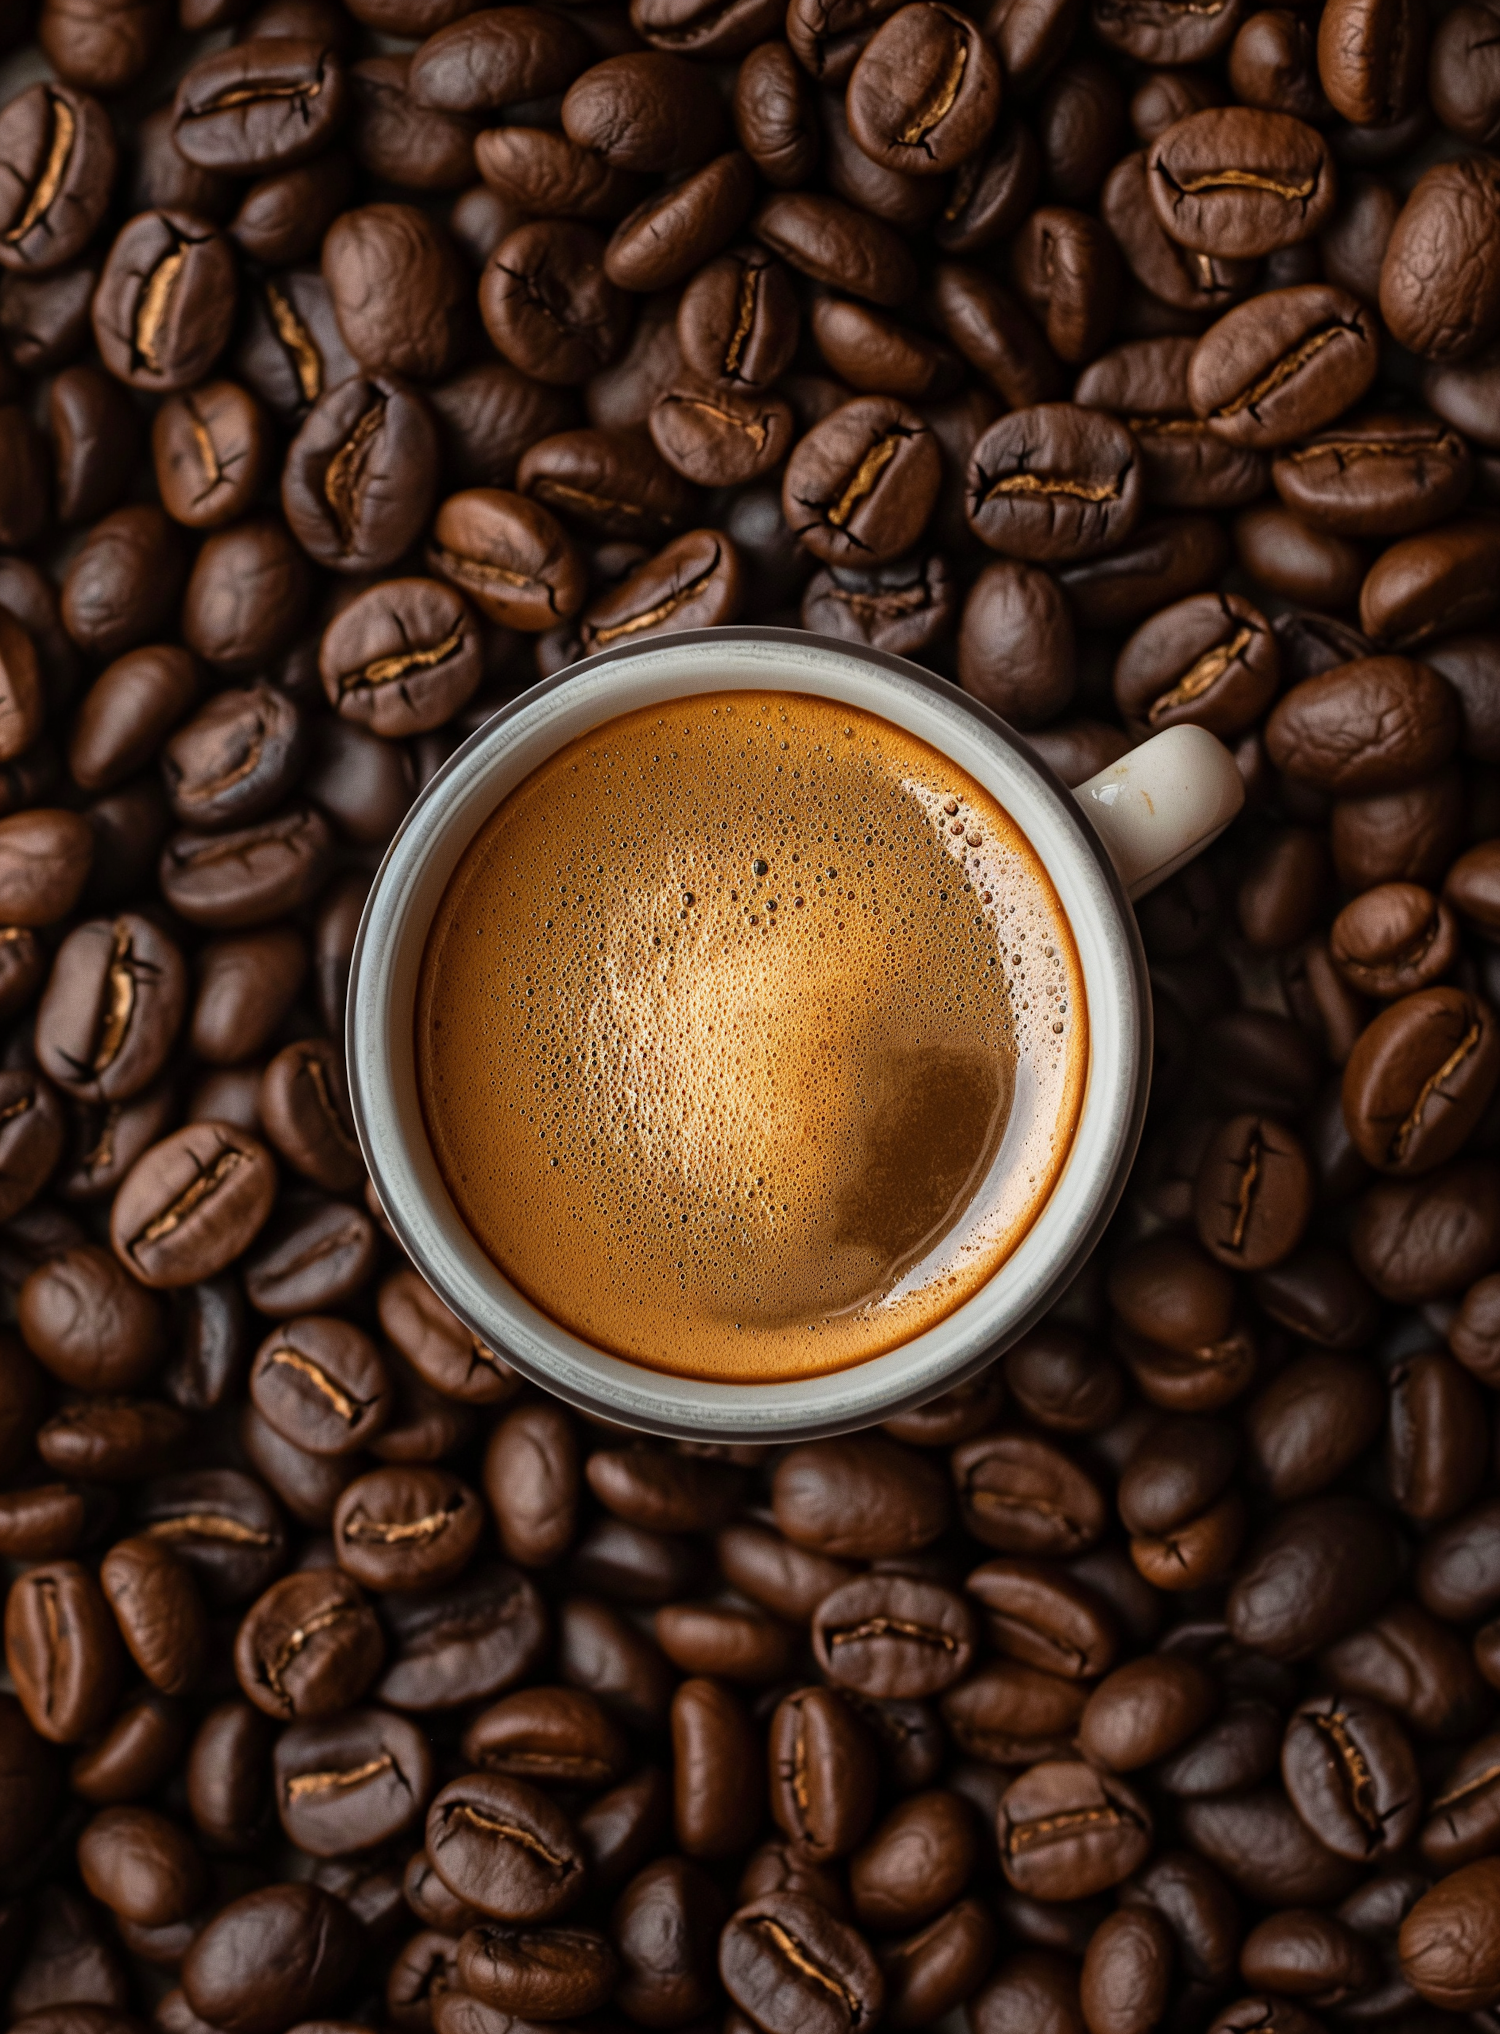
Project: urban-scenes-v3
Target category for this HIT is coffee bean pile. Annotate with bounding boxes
[4,0,1500,2027]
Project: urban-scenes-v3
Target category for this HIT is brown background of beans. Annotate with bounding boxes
[3,0,1500,2026]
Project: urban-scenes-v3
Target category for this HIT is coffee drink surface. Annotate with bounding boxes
[417,690,1087,1381]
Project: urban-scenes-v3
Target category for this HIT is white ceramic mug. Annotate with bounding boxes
[348,627,1243,1442]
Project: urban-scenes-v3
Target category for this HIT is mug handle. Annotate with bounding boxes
[1072,723,1246,901]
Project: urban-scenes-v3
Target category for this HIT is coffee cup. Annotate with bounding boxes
[348,626,1243,1441]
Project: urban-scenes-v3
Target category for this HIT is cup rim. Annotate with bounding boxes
[347,625,1152,1441]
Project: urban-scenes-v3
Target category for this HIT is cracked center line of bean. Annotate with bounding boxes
[5,93,74,241]
[1390,1020,1482,1162]
[285,1753,396,1800]
[897,33,968,146]
[265,1348,365,1423]
[134,1147,241,1245]
[1214,323,1358,418]
[345,620,468,692]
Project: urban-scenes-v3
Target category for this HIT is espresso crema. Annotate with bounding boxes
[416,691,1087,1381]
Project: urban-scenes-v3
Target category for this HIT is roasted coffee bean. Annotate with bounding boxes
[322,204,465,382]
[773,1435,949,1558]
[768,1686,879,1858]
[954,1432,1106,1555]
[258,1038,363,1193]
[1419,1725,1500,1867]
[1114,593,1277,738]
[378,1564,548,1712]
[249,1315,389,1456]
[427,1771,587,1921]
[1193,1114,1312,1266]
[0,85,116,275]
[283,374,439,573]
[845,4,1001,177]
[720,1890,885,2034]
[427,488,584,631]
[49,367,140,526]
[780,398,939,564]
[812,1575,977,1697]
[35,915,186,1106]
[174,41,346,173]
[181,1882,363,2034]
[1243,1348,1383,1498]
[152,382,268,531]
[850,1790,976,1930]
[158,807,333,930]
[136,1467,286,1605]
[463,1684,629,1790]
[1227,1494,1399,1659]
[92,213,238,394]
[1272,414,1471,537]
[611,1854,723,2021]
[575,527,741,650]
[1147,110,1335,259]
[19,1242,163,1391]
[163,684,306,835]
[481,222,631,387]
[998,1761,1153,1900]
[1379,157,1500,363]
[319,577,481,737]
[110,1121,276,1287]
[333,1466,482,1591]
[234,1566,383,1719]
[274,1704,433,1854]
[99,1532,207,1695]
[1280,1692,1420,1860]
[1190,287,1378,449]
[1397,1858,1500,2010]
[244,1198,375,1318]
[967,403,1142,562]
[70,1690,187,1805]
[5,1559,123,1742]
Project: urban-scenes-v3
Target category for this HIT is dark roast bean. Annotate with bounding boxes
[954,1432,1106,1555]
[576,528,741,650]
[181,1884,363,2034]
[333,1466,482,1591]
[92,213,237,394]
[845,4,1001,176]
[35,916,186,1106]
[1189,287,1378,449]
[1273,413,1472,537]
[767,1685,880,1859]
[1281,1691,1420,1860]
[377,1564,548,1712]
[98,1534,206,1695]
[781,398,940,564]
[70,1690,187,1805]
[110,1122,276,1287]
[1379,156,1500,363]
[967,403,1142,562]
[1418,1725,1500,1868]
[812,1575,977,1697]
[4,1559,123,1742]
[250,1316,389,1457]
[1193,1114,1312,1266]
[152,382,268,532]
[720,1890,885,2034]
[1397,1858,1500,2011]
[850,1789,976,1929]
[1227,1495,1399,1659]
[234,1566,384,1719]
[136,1467,287,1605]
[274,1704,433,1854]
[427,1772,587,1921]
[319,577,481,738]
[174,41,346,173]
[323,204,467,381]
[998,1761,1153,1899]
[1113,593,1277,738]
[163,685,306,835]
[1147,110,1335,259]
[158,808,333,930]
[611,1855,723,2021]
[283,374,440,573]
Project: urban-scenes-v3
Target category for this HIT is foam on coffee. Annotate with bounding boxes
[416,691,1087,1381]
